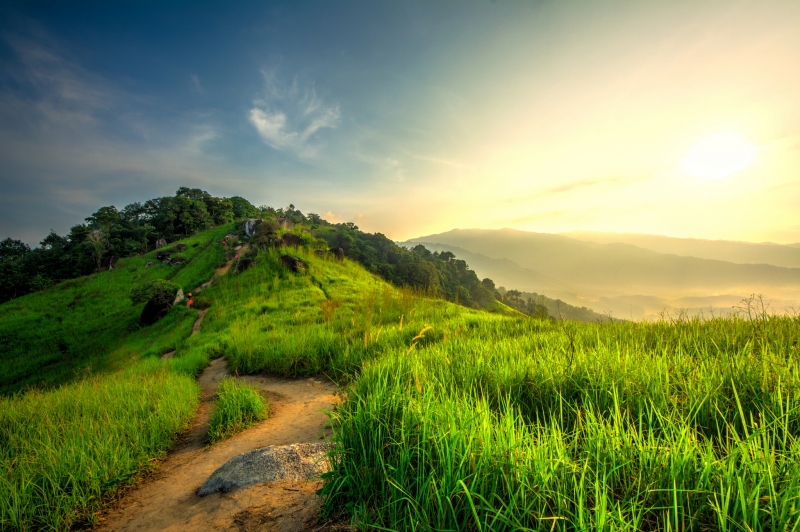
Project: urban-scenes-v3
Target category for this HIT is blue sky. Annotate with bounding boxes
[2,1,799,245]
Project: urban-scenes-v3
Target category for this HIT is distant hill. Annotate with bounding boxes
[397,242,609,322]
[400,242,569,294]
[564,231,800,269]
[405,228,800,319]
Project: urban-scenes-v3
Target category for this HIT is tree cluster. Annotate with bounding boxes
[314,223,496,308]
[0,188,254,303]
[1,189,558,319]
[499,289,551,320]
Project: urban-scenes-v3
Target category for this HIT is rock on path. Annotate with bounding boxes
[198,443,330,496]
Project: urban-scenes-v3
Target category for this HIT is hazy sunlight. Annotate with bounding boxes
[682,132,757,180]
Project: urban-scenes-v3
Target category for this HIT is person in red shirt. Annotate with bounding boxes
[187,292,193,308]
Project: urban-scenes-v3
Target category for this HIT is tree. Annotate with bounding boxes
[120,202,146,228]
[0,238,30,262]
[86,206,120,234]
[229,196,259,219]
[85,229,108,273]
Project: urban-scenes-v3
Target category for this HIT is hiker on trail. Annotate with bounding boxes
[187,293,193,308]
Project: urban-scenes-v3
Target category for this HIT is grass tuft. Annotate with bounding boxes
[207,378,269,444]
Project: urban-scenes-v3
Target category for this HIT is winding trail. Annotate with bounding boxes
[97,245,341,531]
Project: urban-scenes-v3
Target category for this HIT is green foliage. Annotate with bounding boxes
[0,363,200,530]
[0,188,236,304]
[8,214,799,532]
[0,224,231,395]
[229,196,260,219]
[321,314,800,531]
[207,378,269,444]
[499,287,609,322]
[314,223,495,308]
[192,296,212,310]
[130,279,181,305]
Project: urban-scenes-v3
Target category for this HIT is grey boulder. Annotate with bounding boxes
[198,443,329,496]
[242,219,263,237]
[173,288,185,306]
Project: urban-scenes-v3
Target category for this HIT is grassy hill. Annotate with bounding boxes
[3,221,800,531]
[0,224,230,395]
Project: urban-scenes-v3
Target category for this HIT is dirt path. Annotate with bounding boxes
[101,244,341,531]
[160,247,241,361]
[96,366,339,531]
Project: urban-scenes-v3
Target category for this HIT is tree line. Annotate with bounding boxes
[0,189,559,319]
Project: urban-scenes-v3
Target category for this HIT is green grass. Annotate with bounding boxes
[4,223,800,531]
[182,246,514,380]
[207,377,269,444]
[0,361,201,531]
[0,224,232,530]
[0,224,232,395]
[320,315,800,531]
[165,244,800,529]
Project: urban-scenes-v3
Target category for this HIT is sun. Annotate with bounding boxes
[682,132,757,180]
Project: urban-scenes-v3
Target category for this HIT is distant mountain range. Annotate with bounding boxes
[402,229,800,320]
[563,231,800,269]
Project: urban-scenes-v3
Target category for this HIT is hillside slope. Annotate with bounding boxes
[4,221,800,531]
[0,224,230,394]
[399,241,609,322]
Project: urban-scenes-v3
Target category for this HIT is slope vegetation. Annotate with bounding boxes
[3,218,800,532]
[0,224,230,395]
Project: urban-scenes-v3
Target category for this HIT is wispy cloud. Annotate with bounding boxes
[3,34,115,128]
[190,73,205,94]
[249,69,340,157]
[505,174,652,205]
[0,28,230,243]
[412,154,470,169]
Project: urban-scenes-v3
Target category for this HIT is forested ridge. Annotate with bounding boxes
[1,188,589,319]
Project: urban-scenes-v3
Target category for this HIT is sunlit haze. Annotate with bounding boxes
[682,132,757,180]
[1,1,799,244]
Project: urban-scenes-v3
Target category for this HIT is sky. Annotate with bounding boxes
[1,1,799,246]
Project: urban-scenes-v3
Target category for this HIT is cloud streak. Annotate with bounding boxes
[249,70,340,156]
[504,174,652,205]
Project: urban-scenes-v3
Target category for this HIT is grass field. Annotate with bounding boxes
[166,245,800,530]
[3,224,800,531]
[0,224,231,395]
[321,315,800,531]
[0,225,231,530]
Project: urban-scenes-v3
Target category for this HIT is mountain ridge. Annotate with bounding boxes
[405,228,800,319]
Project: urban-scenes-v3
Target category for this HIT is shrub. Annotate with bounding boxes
[130,279,181,305]
[207,378,268,443]
[192,297,212,310]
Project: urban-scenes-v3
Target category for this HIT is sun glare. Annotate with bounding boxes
[682,132,757,180]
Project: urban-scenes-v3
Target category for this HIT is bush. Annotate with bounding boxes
[207,378,268,443]
[130,279,181,305]
[192,297,212,310]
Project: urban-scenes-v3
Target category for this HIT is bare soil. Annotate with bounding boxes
[98,245,343,531]
[95,364,339,531]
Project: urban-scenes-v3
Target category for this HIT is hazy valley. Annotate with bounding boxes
[405,228,800,320]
